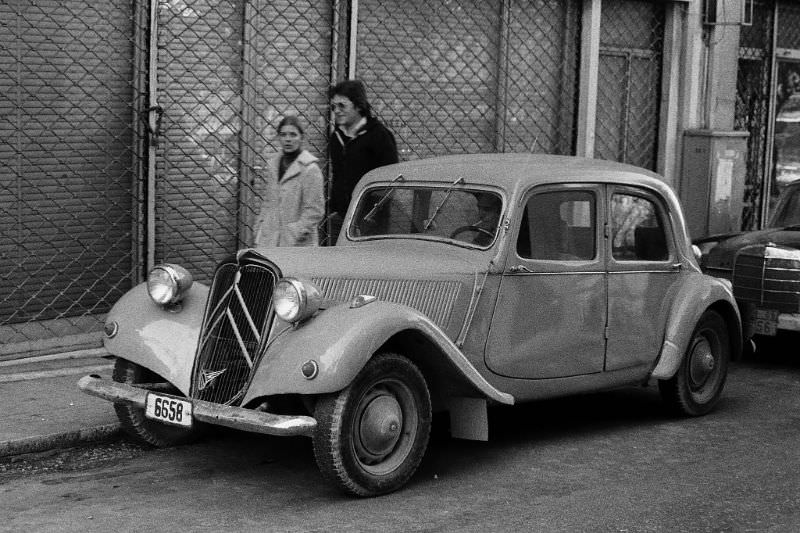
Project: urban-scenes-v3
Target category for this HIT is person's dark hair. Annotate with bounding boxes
[277,115,304,136]
[329,79,372,117]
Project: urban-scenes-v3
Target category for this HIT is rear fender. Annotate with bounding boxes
[102,282,209,395]
[650,273,741,380]
[242,301,514,405]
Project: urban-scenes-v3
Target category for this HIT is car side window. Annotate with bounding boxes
[517,190,596,260]
[610,193,668,261]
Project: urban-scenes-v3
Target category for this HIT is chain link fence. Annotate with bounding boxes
[2,0,666,358]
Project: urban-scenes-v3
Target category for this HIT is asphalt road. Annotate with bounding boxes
[2,343,799,533]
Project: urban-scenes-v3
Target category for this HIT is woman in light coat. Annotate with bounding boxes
[254,116,325,247]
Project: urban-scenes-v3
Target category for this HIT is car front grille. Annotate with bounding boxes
[732,245,800,313]
[191,259,279,405]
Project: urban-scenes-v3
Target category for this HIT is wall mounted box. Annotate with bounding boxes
[679,129,749,239]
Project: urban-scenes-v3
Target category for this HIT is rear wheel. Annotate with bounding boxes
[312,352,432,497]
[659,310,730,416]
[113,358,199,447]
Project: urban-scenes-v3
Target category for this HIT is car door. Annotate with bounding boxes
[604,185,678,371]
[485,184,606,379]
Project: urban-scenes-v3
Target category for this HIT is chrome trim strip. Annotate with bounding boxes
[198,301,228,349]
[226,308,253,368]
[456,267,490,348]
[509,268,677,276]
[202,284,234,340]
[234,283,261,343]
[507,270,600,276]
[607,269,678,274]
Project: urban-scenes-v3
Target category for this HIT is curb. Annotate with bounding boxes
[0,364,113,383]
[0,423,122,458]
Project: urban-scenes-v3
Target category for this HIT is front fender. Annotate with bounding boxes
[103,282,209,395]
[242,301,514,405]
[650,273,741,380]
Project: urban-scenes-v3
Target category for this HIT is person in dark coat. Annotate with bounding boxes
[328,80,398,244]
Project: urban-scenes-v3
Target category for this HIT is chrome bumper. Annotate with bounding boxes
[77,375,317,437]
[778,312,800,333]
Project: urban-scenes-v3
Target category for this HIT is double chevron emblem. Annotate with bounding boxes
[198,368,227,391]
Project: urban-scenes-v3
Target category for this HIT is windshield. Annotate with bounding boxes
[769,184,800,228]
[349,185,503,247]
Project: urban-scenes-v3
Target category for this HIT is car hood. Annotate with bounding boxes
[704,227,800,269]
[244,240,487,280]
[242,241,488,335]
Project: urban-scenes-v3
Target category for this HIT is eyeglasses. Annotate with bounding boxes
[330,102,351,111]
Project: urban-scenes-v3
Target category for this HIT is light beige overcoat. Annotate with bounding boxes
[254,150,324,247]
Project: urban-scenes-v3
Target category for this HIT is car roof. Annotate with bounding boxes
[359,153,669,194]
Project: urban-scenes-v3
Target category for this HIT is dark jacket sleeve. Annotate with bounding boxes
[373,124,399,167]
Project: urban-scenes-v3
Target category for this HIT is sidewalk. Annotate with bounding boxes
[0,349,121,457]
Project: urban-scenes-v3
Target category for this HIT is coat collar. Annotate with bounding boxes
[333,116,375,147]
[271,150,318,182]
[341,116,368,138]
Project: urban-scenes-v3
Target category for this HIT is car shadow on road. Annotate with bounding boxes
[743,332,800,371]
[417,385,681,479]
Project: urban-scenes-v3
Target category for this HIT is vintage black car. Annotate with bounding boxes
[697,180,800,342]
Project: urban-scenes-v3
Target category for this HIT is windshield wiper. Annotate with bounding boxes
[363,174,404,222]
[424,176,465,230]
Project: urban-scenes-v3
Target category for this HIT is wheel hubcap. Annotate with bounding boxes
[689,338,715,388]
[359,394,403,458]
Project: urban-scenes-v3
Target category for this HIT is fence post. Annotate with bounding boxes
[576,0,600,159]
[238,0,260,250]
[493,0,510,153]
[146,0,160,273]
[348,0,360,79]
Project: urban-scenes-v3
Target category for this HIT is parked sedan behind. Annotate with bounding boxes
[696,180,800,344]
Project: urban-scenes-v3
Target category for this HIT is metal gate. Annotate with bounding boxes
[153,0,336,278]
[354,0,580,158]
[0,0,144,356]
[595,0,665,170]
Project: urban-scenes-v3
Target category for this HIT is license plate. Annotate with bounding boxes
[145,393,193,427]
[752,308,779,336]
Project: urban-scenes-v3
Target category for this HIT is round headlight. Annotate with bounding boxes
[273,278,321,323]
[147,264,193,305]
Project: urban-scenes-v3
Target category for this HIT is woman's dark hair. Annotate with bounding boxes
[328,79,372,117]
[277,115,304,135]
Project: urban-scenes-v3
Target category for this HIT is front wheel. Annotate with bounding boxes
[658,310,730,416]
[113,358,199,447]
[312,352,432,497]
